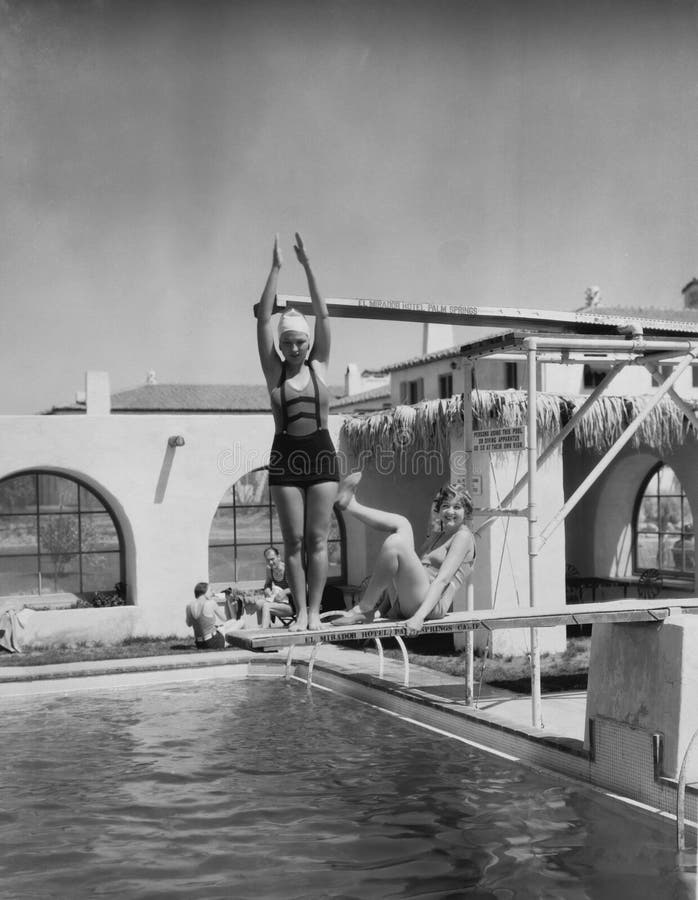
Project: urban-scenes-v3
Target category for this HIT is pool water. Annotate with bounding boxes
[1,678,695,899]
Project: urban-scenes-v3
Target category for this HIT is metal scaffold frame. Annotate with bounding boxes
[255,294,698,727]
[462,332,698,727]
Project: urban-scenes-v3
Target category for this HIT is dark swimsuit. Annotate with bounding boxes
[264,568,296,615]
[268,362,339,487]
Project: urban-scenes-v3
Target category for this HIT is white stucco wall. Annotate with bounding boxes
[6,400,692,651]
[565,439,697,594]
[336,424,567,657]
[0,413,343,640]
[451,425,567,656]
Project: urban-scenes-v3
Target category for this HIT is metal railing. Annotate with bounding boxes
[677,727,698,850]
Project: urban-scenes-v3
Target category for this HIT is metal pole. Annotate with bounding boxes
[647,363,698,432]
[462,361,475,705]
[526,340,543,729]
[473,362,628,535]
[540,348,698,545]
[529,335,697,354]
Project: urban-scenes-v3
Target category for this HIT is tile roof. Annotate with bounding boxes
[112,384,273,412]
[47,383,345,414]
[370,345,464,374]
[575,304,698,323]
[330,386,392,409]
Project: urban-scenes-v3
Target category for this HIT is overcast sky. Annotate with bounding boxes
[3,0,698,413]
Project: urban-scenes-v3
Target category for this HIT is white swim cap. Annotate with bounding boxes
[277,308,310,339]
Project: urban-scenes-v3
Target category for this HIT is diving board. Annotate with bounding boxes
[227,597,698,652]
[252,290,698,725]
[258,294,698,338]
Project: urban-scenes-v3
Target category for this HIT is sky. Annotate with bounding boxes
[2,0,698,413]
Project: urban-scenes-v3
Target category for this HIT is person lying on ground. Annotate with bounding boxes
[331,475,475,636]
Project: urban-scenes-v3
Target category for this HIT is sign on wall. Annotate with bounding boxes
[473,427,526,452]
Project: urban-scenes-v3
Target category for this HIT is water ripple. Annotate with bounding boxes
[0,680,689,899]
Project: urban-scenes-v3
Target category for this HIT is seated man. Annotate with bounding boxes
[186,581,244,649]
[254,546,296,629]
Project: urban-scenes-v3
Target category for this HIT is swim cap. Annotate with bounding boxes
[277,308,310,339]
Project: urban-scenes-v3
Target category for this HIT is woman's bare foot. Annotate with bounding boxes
[331,607,375,627]
[289,610,308,632]
[307,615,329,631]
[335,471,362,510]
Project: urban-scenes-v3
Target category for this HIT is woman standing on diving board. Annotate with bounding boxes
[256,234,339,631]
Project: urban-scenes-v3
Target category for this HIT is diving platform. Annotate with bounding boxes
[227,597,698,652]
[254,291,698,727]
[266,294,698,337]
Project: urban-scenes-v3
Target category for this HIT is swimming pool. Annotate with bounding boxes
[1,677,694,899]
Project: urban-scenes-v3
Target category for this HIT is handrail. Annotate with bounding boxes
[288,612,412,688]
[306,635,410,688]
[677,726,698,849]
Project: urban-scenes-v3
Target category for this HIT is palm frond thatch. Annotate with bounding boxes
[573,394,690,453]
[340,391,696,456]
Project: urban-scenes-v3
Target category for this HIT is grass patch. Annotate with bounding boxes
[0,636,195,668]
[374,637,590,694]
[0,634,591,694]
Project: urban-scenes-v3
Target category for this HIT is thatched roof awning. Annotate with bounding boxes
[339,391,697,456]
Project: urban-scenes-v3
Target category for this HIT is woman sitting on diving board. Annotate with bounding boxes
[332,474,475,636]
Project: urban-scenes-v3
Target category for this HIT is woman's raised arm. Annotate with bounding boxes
[256,235,283,387]
[294,232,330,370]
[404,529,475,635]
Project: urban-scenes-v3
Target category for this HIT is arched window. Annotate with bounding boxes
[0,471,124,597]
[634,464,694,577]
[208,467,344,584]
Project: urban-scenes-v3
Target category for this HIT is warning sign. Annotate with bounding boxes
[473,427,526,452]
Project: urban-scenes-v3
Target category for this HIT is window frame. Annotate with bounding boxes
[209,467,346,584]
[582,364,606,389]
[504,362,518,390]
[632,462,694,579]
[0,470,125,597]
[438,373,453,399]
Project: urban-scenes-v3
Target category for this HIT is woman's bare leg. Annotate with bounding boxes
[271,484,308,630]
[336,472,407,533]
[333,510,431,624]
[304,481,337,630]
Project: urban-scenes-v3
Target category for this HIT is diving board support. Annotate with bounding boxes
[647,364,698,432]
[462,359,475,706]
[290,634,411,688]
[309,637,409,687]
[677,726,698,850]
[284,644,296,681]
[473,361,629,533]
[540,345,698,546]
[527,339,543,729]
[256,293,698,731]
[473,334,698,536]
[393,635,409,686]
